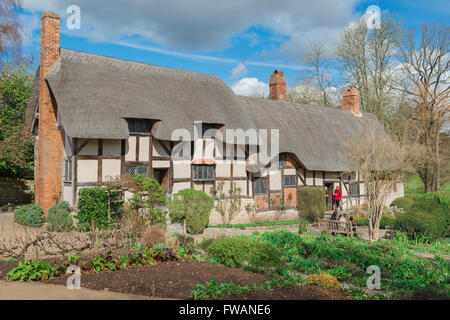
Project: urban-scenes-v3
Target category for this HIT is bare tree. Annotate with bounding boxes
[336,14,402,128]
[346,124,406,241]
[396,24,449,192]
[0,0,23,57]
[302,41,333,106]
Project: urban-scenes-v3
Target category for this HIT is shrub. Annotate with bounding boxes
[390,197,414,212]
[176,234,195,253]
[46,201,74,232]
[297,187,326,223]
[76,187,109,231]
[7,259,61,281]
[207,237,282,271]
[207,237,248,268]
[412,193,450,228]
[394,210,447,240]
[169,189,214,235]
[353,216,396,229]
[129,175,168,227]
[298,220,308,234]
[13,204,44,227]
[142,225,166,248]
[307,272,340,290]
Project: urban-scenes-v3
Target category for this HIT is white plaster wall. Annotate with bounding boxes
[233,161,247,178]
[325,172,339,180]
[172,182,191,194]
[103,140,121,156]
[284,168,296,176]
[234,180,247,196]
[77,160,98,183]
[78,139,98,156]
[102,159,121,181]
[153,160,170,168]
[63,185,73,205]
[139,136,149,161]
[305,170,314,185]
[204,182,214,196]
[216,163,231,178]
[125,137,136,161]
[315,171,324,186]
[173,161,191,179]
[193,182,203,192]
[270,169,282,190]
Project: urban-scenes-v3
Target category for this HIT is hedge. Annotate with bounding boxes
[353,216,396,229]
[394,210,447,240]
[390,197,415,212]
[297,187,326,223]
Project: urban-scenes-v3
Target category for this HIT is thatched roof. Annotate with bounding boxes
[25,49,388,172]
[41,49,256,140]
[239,96,386,172]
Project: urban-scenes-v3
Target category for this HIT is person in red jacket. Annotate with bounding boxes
[333,186,342,211]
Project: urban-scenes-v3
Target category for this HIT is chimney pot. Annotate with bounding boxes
[269,70,287,101]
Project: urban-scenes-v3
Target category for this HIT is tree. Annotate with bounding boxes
[396,24,449,192]
[302,41,333,106]
[0,59,34,177]
[336,14,402,129]
[346,124,406,241]
[0,0,23,58]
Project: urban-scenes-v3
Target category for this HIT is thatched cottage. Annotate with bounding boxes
[25,12,403,224]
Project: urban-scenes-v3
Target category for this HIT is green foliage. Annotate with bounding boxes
[208,219,300,230]
[169,189,214,234]
[298,220,308,234]
[76,187,109,231]
[7,259,62,281]
[13,204,44,227]
[130,175,168,227]
[176,234,196,253]
[211,181,242,225]
[191,278,249,300]
[390,197,415,211]
[354,216,396,229]
[46,201,74,232]
[207,236,282,271]
[0,60,34,178]
[394,211,447,240]
[297,187,326,222]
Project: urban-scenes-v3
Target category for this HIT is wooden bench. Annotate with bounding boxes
[318,219,356,237]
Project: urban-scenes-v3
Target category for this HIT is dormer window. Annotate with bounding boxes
[127,119,151,135]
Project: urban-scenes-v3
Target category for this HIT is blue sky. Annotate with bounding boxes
[20,0,449,95]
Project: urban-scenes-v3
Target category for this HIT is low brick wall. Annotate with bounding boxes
[0,178,34,209]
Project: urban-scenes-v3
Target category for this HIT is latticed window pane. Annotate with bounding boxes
[193,165,214,181]
[253,177,268,195]
[284,175,296,187]
[125,165,149,177]
[128,119,150,134]
[350,183,359,196]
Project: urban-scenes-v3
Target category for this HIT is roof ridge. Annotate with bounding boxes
[59,48,221,81]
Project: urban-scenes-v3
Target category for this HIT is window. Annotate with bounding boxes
[64,159,72,183]
[253,177,268,195]
[350,183,359,196]
[278,154,287,168]
[193,165,214,181]
[284,175,296,187]
[125,165,149,177]
[128,119,151,134]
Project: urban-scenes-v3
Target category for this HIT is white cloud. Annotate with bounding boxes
[231,78,269,97]
[230,63,248,79]
[22,0,360,59]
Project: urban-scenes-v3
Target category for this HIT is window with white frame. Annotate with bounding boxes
[253,177,268,195]
[284,175,296,187]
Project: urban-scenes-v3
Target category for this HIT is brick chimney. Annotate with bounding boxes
[36,12,63,214]
[269,70,287,101]
[342,88,361,116]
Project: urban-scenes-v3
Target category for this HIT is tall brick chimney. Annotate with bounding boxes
[36,12,63,214]
[342,88,361,116]
[269,70,287,101]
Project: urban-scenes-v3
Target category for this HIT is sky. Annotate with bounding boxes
[19,0,449,96]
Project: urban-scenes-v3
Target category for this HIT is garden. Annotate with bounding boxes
[1,176,449,300]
